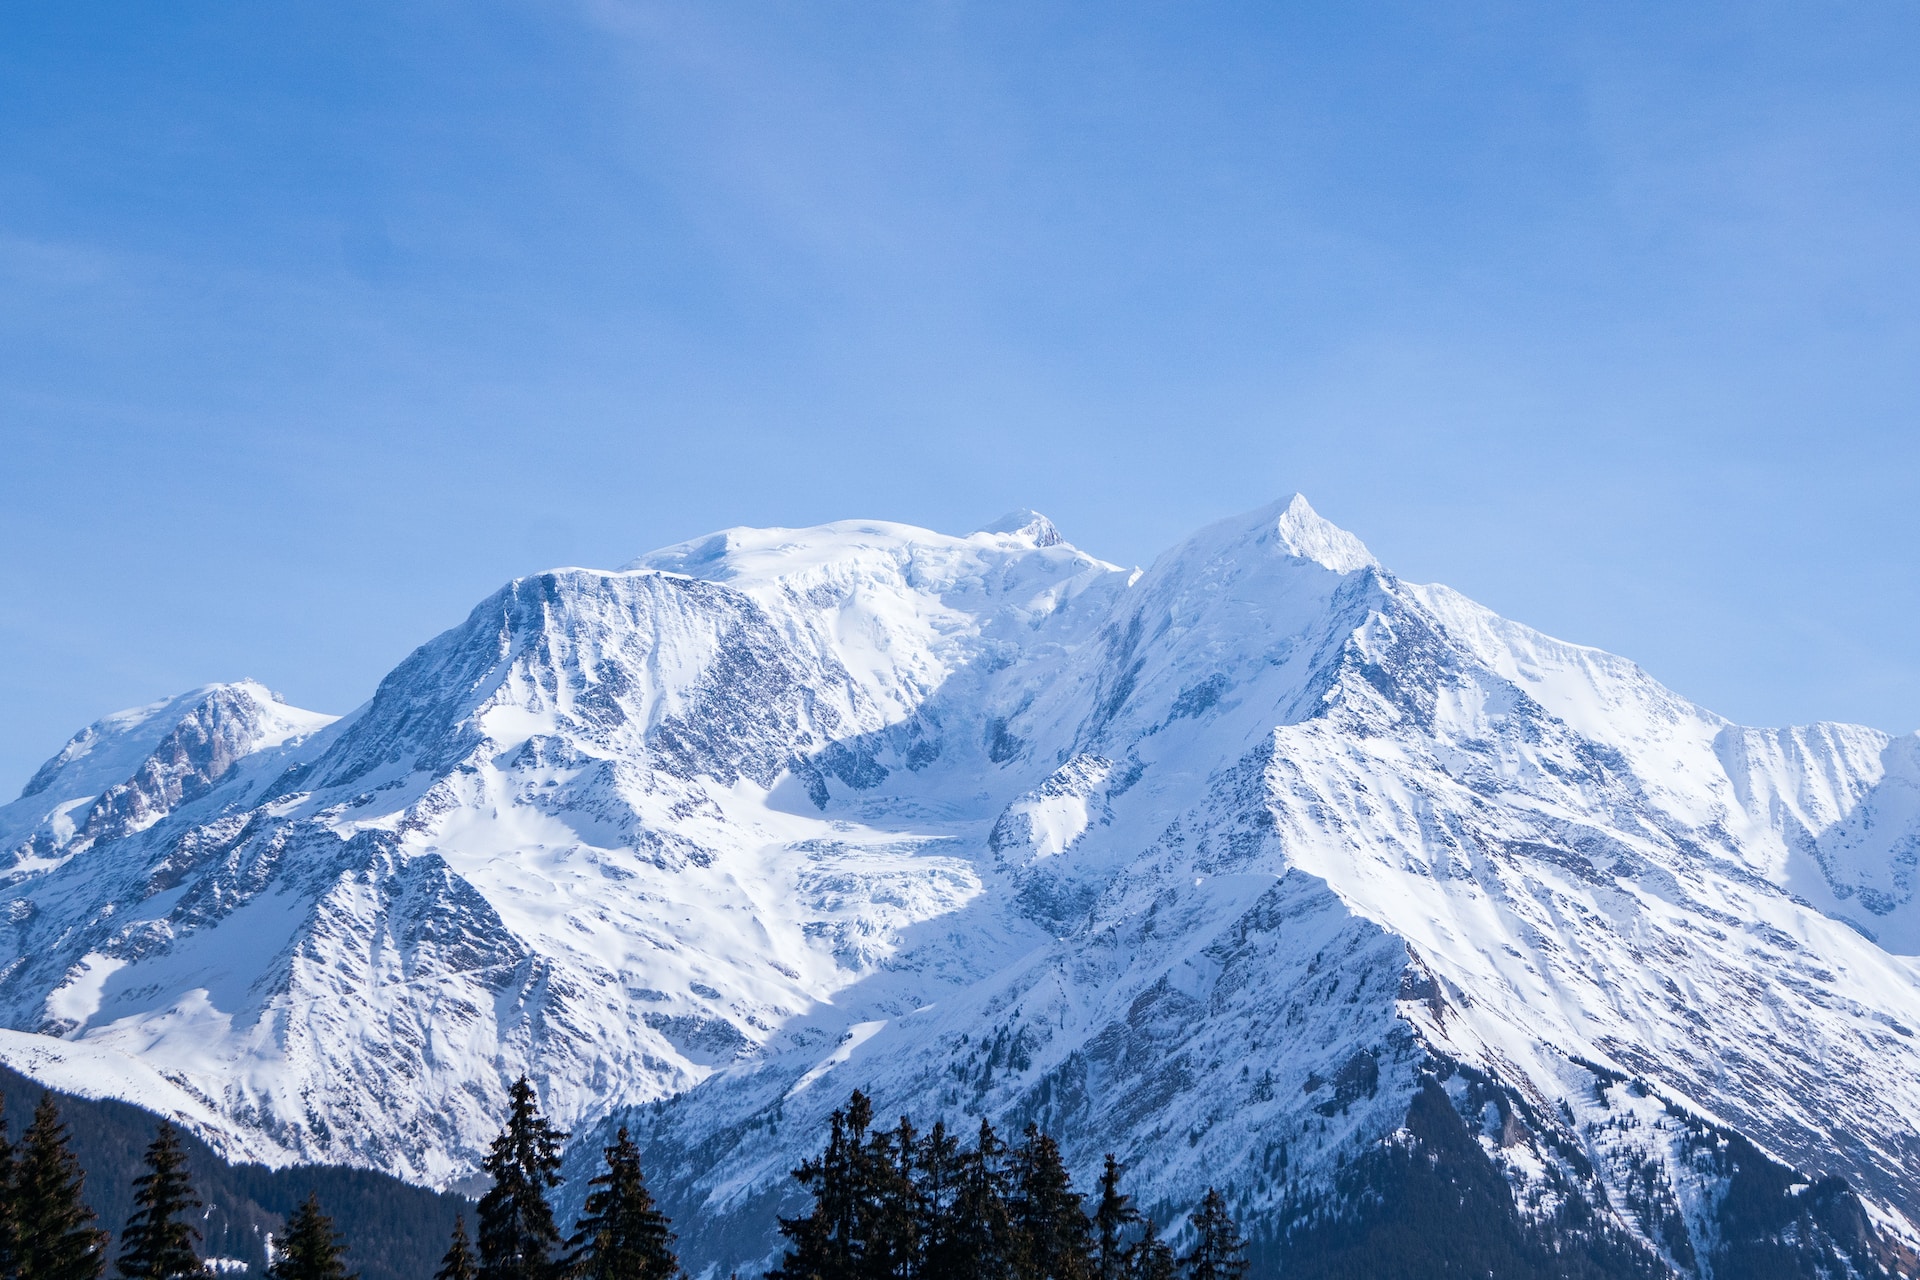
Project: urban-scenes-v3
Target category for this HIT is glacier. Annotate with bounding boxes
[2,497,1916,1275]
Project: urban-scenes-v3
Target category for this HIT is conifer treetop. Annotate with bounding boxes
[269,1194,354,1280]
[476,1077,569,1280]
[15,1093,108,1280]
[566,1128,679,1280]
[435,1218,477,1280]
[117,1122,206,1280]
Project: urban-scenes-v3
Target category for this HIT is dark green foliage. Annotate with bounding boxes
[882,1116,930,1280]
[1,1094,16,1280]
[1177,1191,1245,1280]
[771,1093,924,1280]
[1699,1127,1905,1280]
[1007,1128,1091,1280]
[14,1095,108,1280]
[566,1129,679,1280]
[768,1096,865,1280]
[910,1123,967,1280]
[0,1066,467,1280]
[774,1098,1002,1280]
[1091,1157,1138,1280]
[476,1077,568,1280]
[938,1120,1018,1280]
[436,1219,477,1280]
[1125,1223,1173,1280]
[1253,1072,1908,1280]
[858,1114,921,1280]
[772,1095,1117,1280]
[117,1123,206,1280]
[267,1196,352,1280]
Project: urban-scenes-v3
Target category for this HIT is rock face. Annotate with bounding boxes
[3,500,1918,1277]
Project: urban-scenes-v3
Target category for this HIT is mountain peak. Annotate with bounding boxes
[1272,494,1378,572]
[14,679,297,804]
[977,508,1064,547]
[8,499,1920,1280]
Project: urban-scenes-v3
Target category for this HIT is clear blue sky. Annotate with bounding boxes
[3,1,1917,787]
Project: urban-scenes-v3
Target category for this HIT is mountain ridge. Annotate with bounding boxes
[2,496,1916,1277]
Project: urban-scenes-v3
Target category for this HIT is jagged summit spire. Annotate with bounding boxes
[1271,494,1378,573]
[977,508,1065,547]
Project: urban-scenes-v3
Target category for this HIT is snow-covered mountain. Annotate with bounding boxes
[3,499,1917,1276]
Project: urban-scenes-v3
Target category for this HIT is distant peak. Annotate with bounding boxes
[1272,495,1378,573]
[978,509,1064,547]
[14,680,331,804]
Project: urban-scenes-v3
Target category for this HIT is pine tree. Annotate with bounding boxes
[116,1122,205,1280]
[15,1094,108,1280]
[769,1095,865,1280]
[859,1116,919,1280]
[912,1123,966,1280]
[565,1128,679,1280]
[1177,1191,1245,1280]
[476,1077,569,1280]
[436,1218,478,1280]
[1127,1222,1174,1280]
[268,1195,353,1280]
[771,1093,930,1280]
[1090,1157,1139,1280]
[1008,1126,1092,1280]
[938,1120,1018,1280]
[1,1094,17,1280]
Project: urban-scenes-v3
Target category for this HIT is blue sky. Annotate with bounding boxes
[2,1,1917,785]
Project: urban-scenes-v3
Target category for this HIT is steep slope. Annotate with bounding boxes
[2,499,1917,1279]
[0,680,338,877]
[589,500,1920,1276]
[0,519,1127,1183]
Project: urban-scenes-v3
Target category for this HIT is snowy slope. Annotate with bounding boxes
[0,681,337,871]
[588,499,1920,1274]
[2,499,1917,1275]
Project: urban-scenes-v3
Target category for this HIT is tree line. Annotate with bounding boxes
[765,1090,1247,1280]
[449,1083,1248,1280]
[0,1093,348,1280]
[8,1080,1247,1280]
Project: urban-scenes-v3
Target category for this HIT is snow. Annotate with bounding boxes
[1,679,339,869]
[786,1019,887,1097]
[0,1026,283,1162]
[1,496,1917,1271]
[1272,493,1379,572]
[42,952,125,1026]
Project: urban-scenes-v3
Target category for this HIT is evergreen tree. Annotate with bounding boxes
[769,1095,866,1280]
[770,1098,1244,1280]
[772,1097,1152,1280]
[476,1078,569,1280]
[1,1094,17,1280]
[565,1128,678,1280]
[1008,1127,1092,1280]
[1177,1192,1245,1280]
[1127,1223,1174,1280]
[1090,1157,1139,1280]
[15,1094,107,1280]
[435,1219,477,1280]
[858,1116,919,1280]
[269,1195,353,1280]
[911,1123,966,1280]
[940,1120,1018,1280]
[116,1122,205,1280]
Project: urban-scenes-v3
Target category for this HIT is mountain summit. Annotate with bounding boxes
[2,500,1916,1277]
